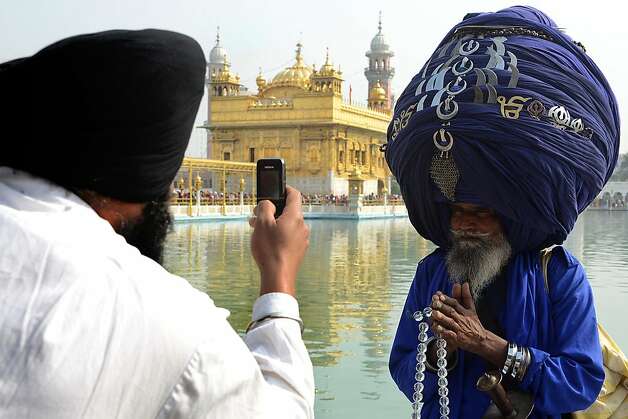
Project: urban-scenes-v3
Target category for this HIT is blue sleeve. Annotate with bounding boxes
[389,254,442,411]
[519,250,604,414]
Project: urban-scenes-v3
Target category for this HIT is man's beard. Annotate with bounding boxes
[445,230,512,301]
[118,199,173,264]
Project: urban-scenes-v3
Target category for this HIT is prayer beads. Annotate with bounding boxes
[411,307,449,418]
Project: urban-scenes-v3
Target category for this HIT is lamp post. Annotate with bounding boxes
[175,177,185,210]
[239,177,245,212]
[194,174,203,215]
[187,165,193,216]
[221,169,227,215]
[382,184,388,208]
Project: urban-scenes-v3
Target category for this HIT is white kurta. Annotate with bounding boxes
[0,168,314,419]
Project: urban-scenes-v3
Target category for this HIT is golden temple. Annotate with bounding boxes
[203,16,395,196]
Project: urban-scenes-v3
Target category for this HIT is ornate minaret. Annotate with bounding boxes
[206,27,240,159]
[364,12,395,112]
[207,27,239,98]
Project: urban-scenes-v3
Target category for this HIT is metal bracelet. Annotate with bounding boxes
[246,314,304,334]
[515,347,531,382]
[510,346,525,379]
[501,342,517,375]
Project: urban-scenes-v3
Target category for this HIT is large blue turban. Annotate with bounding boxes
[385,6,620,252]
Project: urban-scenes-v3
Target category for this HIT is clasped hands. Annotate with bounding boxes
[430,282,507,367]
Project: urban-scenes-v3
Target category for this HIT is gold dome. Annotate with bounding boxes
[269,43,312,90]
[319,48,336,76]
[369,81,386,101]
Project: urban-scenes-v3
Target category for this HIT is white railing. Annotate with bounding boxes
[171,195,407,219]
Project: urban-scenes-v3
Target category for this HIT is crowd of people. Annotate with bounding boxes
[299,193,404,205]
[301,194,349,205]
[171,191,405,206]
[172,188,254,203]
[590,193,628,209]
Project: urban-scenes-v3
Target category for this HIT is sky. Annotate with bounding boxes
[2,0,627,154]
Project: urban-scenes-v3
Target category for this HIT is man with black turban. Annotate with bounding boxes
[387,6,621,418]
[0,30,314,418]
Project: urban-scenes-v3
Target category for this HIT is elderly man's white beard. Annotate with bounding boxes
[445,230,512,301]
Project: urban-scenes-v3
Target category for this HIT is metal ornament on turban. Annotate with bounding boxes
[0,29,206,203]
[384,6,620,252]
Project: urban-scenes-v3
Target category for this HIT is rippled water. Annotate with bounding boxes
[162,210,628,418]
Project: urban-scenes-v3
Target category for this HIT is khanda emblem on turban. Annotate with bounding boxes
[527,100,546,120]
[497,96,531,119]
[515,100,592,138]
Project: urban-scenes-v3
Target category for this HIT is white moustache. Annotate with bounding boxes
[450,229,491,239]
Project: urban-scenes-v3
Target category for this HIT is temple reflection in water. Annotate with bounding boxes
[164,219,430,364]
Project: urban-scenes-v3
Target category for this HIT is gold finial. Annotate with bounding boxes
[295,42,304,65]
[194,174,203,191]
[216,26,220,45]
[378,11,382,33]
[256,67,266,91]
[324,47,331,65]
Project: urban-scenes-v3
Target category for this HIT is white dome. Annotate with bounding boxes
[209,28,229,65]
[370,32,389,52]
[209,44,229,65]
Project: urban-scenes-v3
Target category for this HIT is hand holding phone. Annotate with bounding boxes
[256,158,286,218]
[249,186,309,297]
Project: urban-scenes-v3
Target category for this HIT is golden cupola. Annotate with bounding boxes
[262,43,312,98]
[368,80,387,110]
[311,48,343,95]
[369,81,386,101]
[318,48,338,76]
[209,54,241,97]
[256,67,267,94]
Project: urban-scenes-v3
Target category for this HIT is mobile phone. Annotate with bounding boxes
[256,158,286,217]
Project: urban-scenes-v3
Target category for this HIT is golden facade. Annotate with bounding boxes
[205,24,395,196]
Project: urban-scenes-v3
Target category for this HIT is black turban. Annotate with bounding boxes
[0,29,206,202]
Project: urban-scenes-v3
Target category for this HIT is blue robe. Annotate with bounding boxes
[389,247,603,418]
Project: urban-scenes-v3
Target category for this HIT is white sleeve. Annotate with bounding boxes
[244,293,315,417]
[156,293,314,419]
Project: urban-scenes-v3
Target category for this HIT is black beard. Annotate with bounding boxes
[118,198,173,264]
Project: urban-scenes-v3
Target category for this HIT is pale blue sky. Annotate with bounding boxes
[2,0,626,153]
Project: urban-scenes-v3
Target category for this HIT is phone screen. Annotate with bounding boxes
[258,169,281,199]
